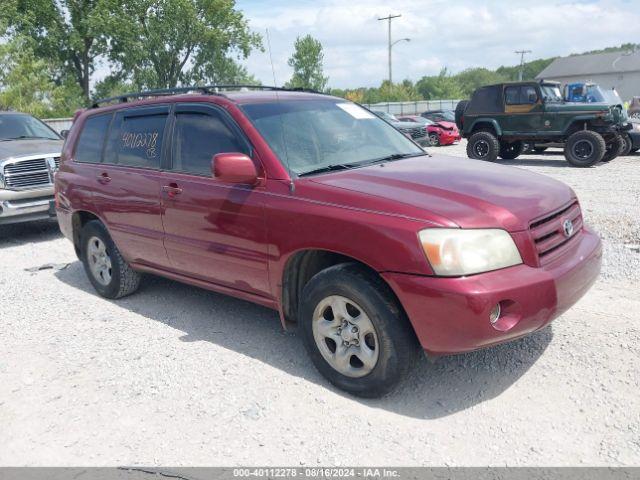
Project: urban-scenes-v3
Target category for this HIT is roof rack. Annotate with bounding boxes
[91,85,322,108]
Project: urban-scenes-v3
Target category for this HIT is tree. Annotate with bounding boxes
[105,0,262,90]
[455,68,506,96]
[2,0,112,103]
[416,68,464,100]
[0,35,83,117]
[285,35,329,91]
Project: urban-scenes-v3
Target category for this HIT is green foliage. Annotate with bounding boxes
[1,0,113,102]
[416,68,465,100]
[285,35,329,91]
[105,0,262,90]
[0,36,83,117]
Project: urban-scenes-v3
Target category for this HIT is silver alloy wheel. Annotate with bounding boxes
[87,236,113,286]
[312,295,379,378]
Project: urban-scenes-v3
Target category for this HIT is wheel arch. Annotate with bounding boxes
[469,118,502,136]
[279,249,406,331]
[70,210,104,258]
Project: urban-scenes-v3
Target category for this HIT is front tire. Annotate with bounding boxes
[499,141,524,160]
[300,263,420,398]
[80,220,141,299]
[429,132,440,146]
[467,131,500,162]
[564,130,606,167]
[601,135,624,163]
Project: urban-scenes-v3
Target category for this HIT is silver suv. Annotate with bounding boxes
[0,112,63,225]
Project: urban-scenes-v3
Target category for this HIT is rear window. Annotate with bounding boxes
[75,114,112,163]
[111,112,168,169]
[467,86,502,114]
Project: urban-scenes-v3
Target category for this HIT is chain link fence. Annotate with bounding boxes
[364,99,461,116]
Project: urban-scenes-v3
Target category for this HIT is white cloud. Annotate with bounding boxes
[237,0,639,88]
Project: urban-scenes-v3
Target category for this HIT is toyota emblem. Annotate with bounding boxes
[562,219,574,238]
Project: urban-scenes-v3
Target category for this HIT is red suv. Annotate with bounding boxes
[55,87,602,397]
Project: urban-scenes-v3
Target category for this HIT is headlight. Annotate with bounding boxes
[419,228,522,276]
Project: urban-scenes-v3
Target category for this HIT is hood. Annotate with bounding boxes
[546,102,610,112]
[0,139,63,161]
[308,155,575,231]
[433,121,457,130]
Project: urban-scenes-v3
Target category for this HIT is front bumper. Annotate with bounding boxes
[0,188,56,225]
[382,227,602,355]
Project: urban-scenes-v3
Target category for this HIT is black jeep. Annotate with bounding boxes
[455,81,631,167]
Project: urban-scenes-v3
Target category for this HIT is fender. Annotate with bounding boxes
[561,115,601,136]
[467,118,502,136]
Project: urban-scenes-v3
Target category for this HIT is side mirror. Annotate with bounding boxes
[212,153,259,185]
[60,130,70,139]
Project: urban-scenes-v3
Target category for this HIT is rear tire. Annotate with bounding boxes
[80,220,141,299]
[467,131,500,162]
[299,263,420,398]
[601,135,624,163]
[499,141,524,160]
[564,130,606,167]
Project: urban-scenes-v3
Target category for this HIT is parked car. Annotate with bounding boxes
[397,115,461,146]
[56,87,602,397]
[421,109,456,123]
[629,96,640,119]
[627,120,640,153]
[372,111,429,147]
[456,81,631,166]
[0,112,63,225]
[523,83,637,157]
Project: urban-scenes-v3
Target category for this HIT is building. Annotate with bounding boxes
[536,50,640,102]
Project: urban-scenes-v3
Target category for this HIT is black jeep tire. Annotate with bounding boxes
[620,133,633,157]
[601,135,624,163]
[499,141,524,160]
[299,263,420,398]
[564,130,606,167]
[80,220,141,299]
[429,132,440,146]
[467,131,500,162]
[455,100,469,130]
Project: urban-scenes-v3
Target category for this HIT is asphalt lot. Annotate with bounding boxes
[1,143,639,466]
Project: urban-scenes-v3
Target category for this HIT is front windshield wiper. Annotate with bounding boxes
[0,135,57,141]
[361,152,425,165]
[298,163,356,177]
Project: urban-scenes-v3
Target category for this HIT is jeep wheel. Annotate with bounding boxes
[300,263,420,398]
[620,134,633,157]
[455,100,469,130]
[499,141,524,160]
[564,130,606,167]
[601,135,624,163]
[429,132,440,146]
[467,131,500,162]
[80,220,141,299]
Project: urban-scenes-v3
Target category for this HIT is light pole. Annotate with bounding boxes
[515,49,532,81]
[378,14,409,86]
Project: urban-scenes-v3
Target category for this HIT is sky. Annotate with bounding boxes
[235,0,639,89]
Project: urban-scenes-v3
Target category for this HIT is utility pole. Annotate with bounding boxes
[515,50,532,81]
[378,13,403,86]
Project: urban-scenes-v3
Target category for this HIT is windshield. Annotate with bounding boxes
[540,85,563,103]
[0,114,60,141]
[242,100,424,176]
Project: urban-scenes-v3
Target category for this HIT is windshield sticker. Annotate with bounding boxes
[336,103,376,120]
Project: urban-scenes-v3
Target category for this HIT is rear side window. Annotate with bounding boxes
[172,111,248,176]
[114,112,168,169]
[75,114,112,163]
[467,86,502,113]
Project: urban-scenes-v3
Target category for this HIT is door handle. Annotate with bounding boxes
[162,183,183,198]
[97,173,111,184]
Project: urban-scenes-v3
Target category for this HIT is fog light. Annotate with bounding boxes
[489,303,501,325]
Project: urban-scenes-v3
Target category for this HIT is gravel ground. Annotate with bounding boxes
[1,144,639,466]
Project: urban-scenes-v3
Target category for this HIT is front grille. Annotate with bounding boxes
[403,127,426,139]
[530,201,582,264]
[3,157,60,190]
